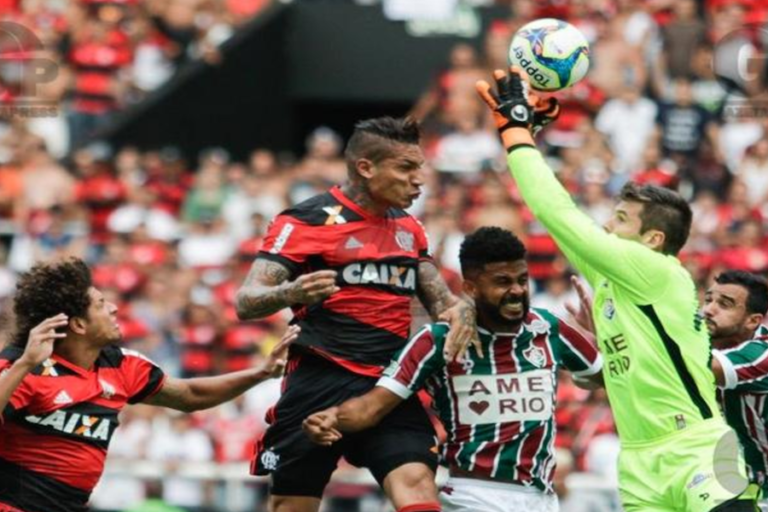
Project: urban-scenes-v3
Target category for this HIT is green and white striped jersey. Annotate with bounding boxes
[714,325,768,490]
[378,309,602,492]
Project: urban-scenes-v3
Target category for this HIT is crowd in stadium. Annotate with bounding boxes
[1,0,768,510]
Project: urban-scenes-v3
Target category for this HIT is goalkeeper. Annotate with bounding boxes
[476,67,751,511]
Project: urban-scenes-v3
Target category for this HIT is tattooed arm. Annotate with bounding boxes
[417,261,480,360]
[416,260,459,319]
[143,326,299,412]
[235,258,339,320]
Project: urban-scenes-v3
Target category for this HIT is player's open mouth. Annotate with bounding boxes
[501,302,523,315]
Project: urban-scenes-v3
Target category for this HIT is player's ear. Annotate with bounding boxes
[355,158,375,180]
[462,278,478,300]
[69,316,87,335]
[746,313,764,334]
[642,229,666,253]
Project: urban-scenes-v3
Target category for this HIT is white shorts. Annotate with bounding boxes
[440,477,559,512]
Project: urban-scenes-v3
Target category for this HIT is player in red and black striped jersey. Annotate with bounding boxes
[303,227,601,511]
[0,258,297,512]
[236,117,477,512]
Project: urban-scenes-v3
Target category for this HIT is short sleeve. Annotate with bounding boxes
[377,324,446,399]
[413,219,433,262]
[258,214,317,276]
[552,317,603,377]
[119,349,167,404]
[0,359,34,420]
[714,341,768,392]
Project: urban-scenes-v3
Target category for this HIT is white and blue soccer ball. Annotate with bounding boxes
[509,18,591,92]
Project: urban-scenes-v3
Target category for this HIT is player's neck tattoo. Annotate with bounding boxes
[342,182,387,216]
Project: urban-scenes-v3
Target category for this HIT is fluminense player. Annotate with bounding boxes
[302,227,602,512]
[475,67,751,511]
[706,271,768,504]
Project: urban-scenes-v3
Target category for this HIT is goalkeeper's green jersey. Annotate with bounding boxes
[507,147,720,444]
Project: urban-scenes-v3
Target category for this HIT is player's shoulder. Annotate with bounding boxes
[276,190,365,227]
[97,345,158,369]
[528,307,561,329]
[0,344,24,370]
[96,345,126,368]
[428,321,451,340]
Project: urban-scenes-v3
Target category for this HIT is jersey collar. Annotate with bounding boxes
[50,353,93,378]
[330,186,387,219]
[476,311,540,338]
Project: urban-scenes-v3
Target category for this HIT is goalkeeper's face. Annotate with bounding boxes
[468,260,530,330]
[604,200,664,251]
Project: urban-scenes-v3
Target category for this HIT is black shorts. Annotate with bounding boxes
[251,349,439,498]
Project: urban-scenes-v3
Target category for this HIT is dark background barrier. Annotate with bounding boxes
[108,1,507,159]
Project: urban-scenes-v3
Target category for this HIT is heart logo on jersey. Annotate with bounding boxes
[469,400,490,415]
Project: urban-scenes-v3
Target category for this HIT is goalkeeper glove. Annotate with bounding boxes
[476,67,560,150]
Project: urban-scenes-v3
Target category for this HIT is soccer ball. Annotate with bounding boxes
[508,18,590,92]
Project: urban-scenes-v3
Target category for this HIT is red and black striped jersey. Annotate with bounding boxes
[258,186,432,374]
[0,345,165,512]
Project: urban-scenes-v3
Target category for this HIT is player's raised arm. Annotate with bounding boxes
[143,325,299,412]
[0,315,68,418]
[476,68,677,302]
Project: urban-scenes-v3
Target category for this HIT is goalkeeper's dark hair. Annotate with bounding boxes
[11,258,92,348]
[459,227,527,278]
[715,270,768,316]
[619,182,692,256]
[345,117,421,171]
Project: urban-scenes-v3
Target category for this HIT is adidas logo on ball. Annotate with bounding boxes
[513,47,551,88]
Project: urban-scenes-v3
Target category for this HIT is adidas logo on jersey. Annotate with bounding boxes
[54,390,73,405]
[344,236,363,250]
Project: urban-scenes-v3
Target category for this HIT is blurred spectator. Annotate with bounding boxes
[73,143,128,247]
[655,78,721,166]
[108,187,181,242]
[658,0,705,80]
[432,115,503,175]
[178,217,238,269]
[595,83,657,174]
[67,18,132,149]
[531,269,579,319]
[736,138,768,211]
[146,413,215,511]
[588,13,646,98]
[181,150,229,223]
[177,301,223,378]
